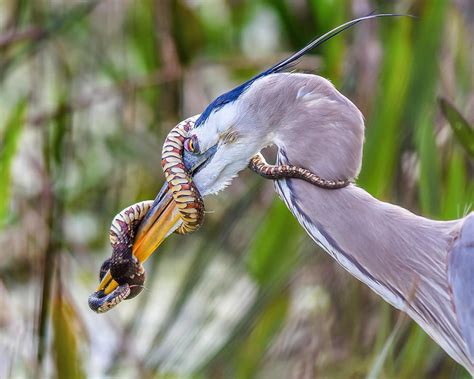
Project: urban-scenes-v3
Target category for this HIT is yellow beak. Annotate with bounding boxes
[96,186,181,295]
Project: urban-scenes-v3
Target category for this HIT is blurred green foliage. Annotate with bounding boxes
[52,284,85,379]
[0,0,472,378]
[0,99,26,224]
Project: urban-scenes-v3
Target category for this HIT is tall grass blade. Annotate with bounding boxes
[404,1,448,215]
[439,98,474,157]
[52,282,85,379]
[442,149,467,219]
[358,18,412,197]
[245,199,302,286]
[309,0,346,84]
[0,99,26,226]
[236,295,289,379]
[366,311,408,379]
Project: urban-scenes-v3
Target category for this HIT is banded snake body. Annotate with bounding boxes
[88,117,350,313]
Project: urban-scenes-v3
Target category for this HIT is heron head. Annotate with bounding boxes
[160,75,277,199]
[185,101,268,195]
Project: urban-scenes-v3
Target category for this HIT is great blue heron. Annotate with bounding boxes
[93,15,474,374]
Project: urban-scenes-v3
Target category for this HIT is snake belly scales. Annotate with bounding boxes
[88,117,349,313]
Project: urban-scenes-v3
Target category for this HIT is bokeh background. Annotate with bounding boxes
[0,0,473,378]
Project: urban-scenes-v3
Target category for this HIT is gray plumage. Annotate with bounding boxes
[449,216,474,361]
[191,73,474,373]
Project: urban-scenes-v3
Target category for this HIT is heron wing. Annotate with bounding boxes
[448,213,474,360]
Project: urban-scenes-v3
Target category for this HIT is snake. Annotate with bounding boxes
[88,201,152,313]
[89,118,349,313]
[248,153,349,189]
[88,117,204,313]
[161,118,205,234]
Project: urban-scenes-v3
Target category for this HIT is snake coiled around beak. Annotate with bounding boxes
[161,117,205,234]
[89,118,204,313]
[88,201,152,313]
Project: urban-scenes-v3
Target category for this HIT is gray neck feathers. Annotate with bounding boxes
[243,72,459,317]
[286,180,458,295]
[275,170,466,367]
[240,73,365,181]
[242,72,468,366]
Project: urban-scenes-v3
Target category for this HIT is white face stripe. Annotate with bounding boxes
[190,99,273,195]
[192,102,240,153]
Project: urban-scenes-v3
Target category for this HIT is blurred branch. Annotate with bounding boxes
[0,0,100,81]
[0,26,45,49]
[154,0,181,121]
[28,69,182,126]
[36,167,58,369]
[37,88,74,372]
[27,54,320,128]
[154,0,181,78]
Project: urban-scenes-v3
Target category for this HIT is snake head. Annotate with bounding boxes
[88,285,131,313]
[89,258,146,313]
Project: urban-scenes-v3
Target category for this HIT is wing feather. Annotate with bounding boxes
[449,214,474,360]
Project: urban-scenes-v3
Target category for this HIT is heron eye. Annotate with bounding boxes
[184,135,200,153]
[184,139,194,152]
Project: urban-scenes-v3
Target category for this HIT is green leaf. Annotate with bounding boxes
[265,0,309,47]
[416,112,441,216]
[404,1,448,216]
[125,0,158,73]
[358,18,412,197]
[442,148,467,219]
[367,309,409,379]
[245,199,302,286]
[0,99,27,225]
[439,98,474,157]
[172,0,204,65]
[396,325,434,377]
[52,287,85,379]
[236,295,289,379]
[309,0,347,84]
